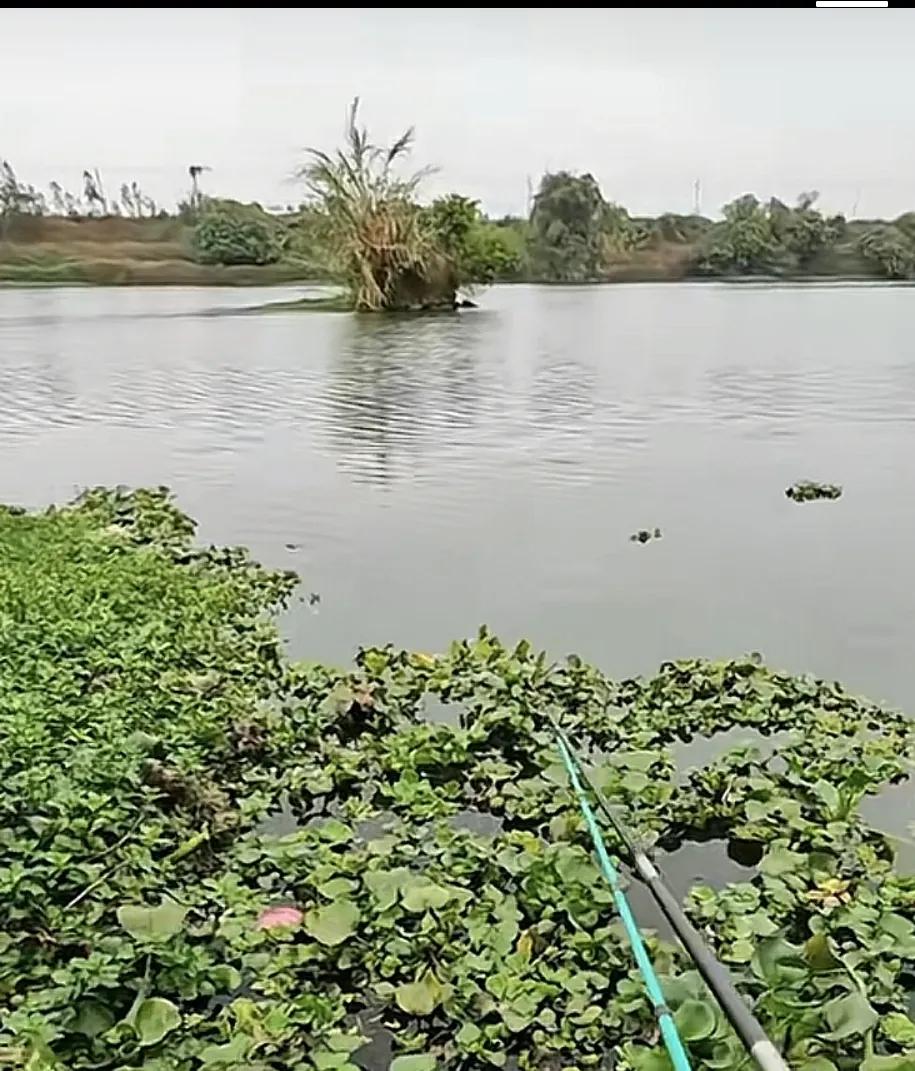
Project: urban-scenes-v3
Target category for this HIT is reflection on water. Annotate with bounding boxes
[860,777,915,872]
[323,313,488,485]
[3,283,915,718]
[672,728,794,775]
[626,837,762,942]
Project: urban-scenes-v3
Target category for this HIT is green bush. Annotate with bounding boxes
[859,225,915,279]
[192,201,280,266]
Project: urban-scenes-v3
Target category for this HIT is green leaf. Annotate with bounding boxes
[727,938,755,963]
[883,1013,915,1046]
[401,878,453,913]
[745,798,774,823]
[824,991,879,1040]
[456,1022,482,1045]
[880,913,915,948]
[304,899,360,946]
[811,780,840,814]
[318,877,358,899]
[315,818,352,844]
[395,973,444,1016]
[753,936,807,985]
[674,999,717,1042]
[390,1057,436,1071]
[612,750,657,772]
[72,1000,115,1038]
[862,1057,915,1071]
[117,900,187,941]
[795,1060,837,1071]
[134,997,181,1046]
[364,868,407,910]
[759,845,806,877]
[804,932,841,971]
[326,1031,368,1053]
[621,770,650,793]
[199,1035,250,1066]
[314,1052,355,1070]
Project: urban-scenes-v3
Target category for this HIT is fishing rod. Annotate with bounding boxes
[548,713,790,1071]
[552,728,693,1071]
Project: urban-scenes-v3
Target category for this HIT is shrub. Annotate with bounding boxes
[858,226,915,280]
[192,201,280,266]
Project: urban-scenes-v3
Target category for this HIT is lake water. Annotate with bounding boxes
[3,282,915,717]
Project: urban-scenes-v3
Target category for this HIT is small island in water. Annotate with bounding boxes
[3,100,915,308]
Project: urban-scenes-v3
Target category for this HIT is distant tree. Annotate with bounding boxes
[0,160,45,235]
[82,168,107,215]
[858,226,915,279]
[528,171,608,281]
[698,195,777,274]
[48,180,67,216]
[424,194,521,285]
[188,164,211,211]
[120,183,136,218]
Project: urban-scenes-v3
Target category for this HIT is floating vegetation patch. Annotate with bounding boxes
[629,527,662,544]
[2,488,915,1070]
[786,480,843,502]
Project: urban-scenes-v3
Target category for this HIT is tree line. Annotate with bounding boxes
[4,99,915,306]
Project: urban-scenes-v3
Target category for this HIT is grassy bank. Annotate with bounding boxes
[0,216,318,286]
[2,489,915,1070]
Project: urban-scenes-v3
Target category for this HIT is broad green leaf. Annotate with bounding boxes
[326,1031,368,1053]
[456,1022,482,1045]
[314,1052,355,1070]
[880,913,915,949]
[862,1057,915,1071]
[365,868,407,910]
[622,770,650,793]
[795,1060,837,1071]
[199,1035,250,1066]
[883,1013,915,1046]
[401,878,453,913]
[804,932,841,971]
[390,1057,436,1071]
[745,798,774,823]
[753,936,807,986]
[318,877,358,900]
[395,973,444,1016]
[612,750,657,772]
[759,845,806,877]
[674,999,716,1042]
[727,938,754,963]
[811,780,840,814]
[72,1000,115,1038]
[315,818,352,844]
[824,991,879,1039]
[134,997,181,1046]
[117,900,187,942]
[304,899,360,946]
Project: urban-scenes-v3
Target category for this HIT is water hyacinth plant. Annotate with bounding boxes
[1,488,914,1070]
[786,481,843,502]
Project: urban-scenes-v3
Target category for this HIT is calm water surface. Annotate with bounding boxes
[2,282,915,718]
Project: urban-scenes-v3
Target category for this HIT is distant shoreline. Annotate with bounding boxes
[0,212,898,290]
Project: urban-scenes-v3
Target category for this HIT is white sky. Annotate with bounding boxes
[2,8,914,219]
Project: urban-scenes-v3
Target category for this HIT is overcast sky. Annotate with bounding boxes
[3,8,914,219]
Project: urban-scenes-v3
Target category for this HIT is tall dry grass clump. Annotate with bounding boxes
[298,99,454,311]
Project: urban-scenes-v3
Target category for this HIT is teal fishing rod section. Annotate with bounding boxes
[550,715,790,1071]
[552,730,694,1071]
